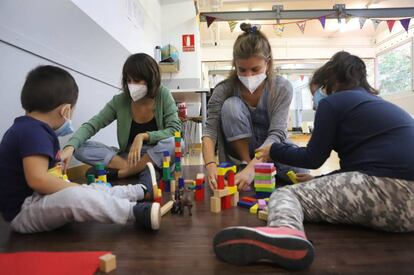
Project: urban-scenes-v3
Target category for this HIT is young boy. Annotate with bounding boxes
[0,65,161,234]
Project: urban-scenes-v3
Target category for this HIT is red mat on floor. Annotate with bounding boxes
[0,251,110,275]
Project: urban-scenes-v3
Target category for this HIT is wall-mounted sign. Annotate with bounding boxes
[182,34,195,52]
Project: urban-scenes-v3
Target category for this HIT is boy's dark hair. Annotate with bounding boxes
[311,51,378,95]
[122,53,160,99]
[21,65,79,113]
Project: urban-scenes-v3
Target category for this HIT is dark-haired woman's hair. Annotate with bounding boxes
[311,51,378,95]
[21,65,78,113]
[122,53,160,99]
[227,23,274,88]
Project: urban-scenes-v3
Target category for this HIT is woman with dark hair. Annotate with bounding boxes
[212,51,414,270]
[62,53,181,187]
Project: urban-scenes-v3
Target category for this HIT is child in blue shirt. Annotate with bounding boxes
[0,65,161,233]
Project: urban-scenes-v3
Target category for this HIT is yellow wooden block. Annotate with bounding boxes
[210,196,221,213]
[48,165,63,178]
[214,188,228,198]
[97,175,107,183]
[255,151,262,158]
[99,253,116,273]
[231,191,239,207]
[250,203,259,214]
[175,132,181,138]
[287,170,298,184]
[258,210,268,221]
[226,186,237,195]
[254,183,275,189]
[217,165,237,176]
[163,161,170,168]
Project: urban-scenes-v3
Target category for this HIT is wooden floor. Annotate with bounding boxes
[1,164,414,274]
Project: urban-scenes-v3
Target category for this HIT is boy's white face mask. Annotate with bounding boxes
[128,84,147,101]
[238,73,267,93]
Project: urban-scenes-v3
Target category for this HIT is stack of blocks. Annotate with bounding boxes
[86,163,111,187]
[210,163,239,213]
[174,132,182,180]
[254,163,276,199]
[161,152,171,192]
[194,173,205,201]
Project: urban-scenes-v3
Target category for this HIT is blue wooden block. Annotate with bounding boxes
[237,200,256,209]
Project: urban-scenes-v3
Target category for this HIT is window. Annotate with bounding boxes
[377,41,412,95]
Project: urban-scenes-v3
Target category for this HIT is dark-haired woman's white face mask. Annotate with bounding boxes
[128,84,147,101]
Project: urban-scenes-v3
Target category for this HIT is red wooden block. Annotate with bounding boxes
[175,142,181,147]
[159,180,165,191]
[227,171,235,187]
[241,196,257,203]
[195,188,204,201]
[175,151,182,158]
[217,175,225,189]
[255,168,277,174]
[221,195,232,210]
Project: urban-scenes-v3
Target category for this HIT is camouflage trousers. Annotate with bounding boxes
[267,171,414,233]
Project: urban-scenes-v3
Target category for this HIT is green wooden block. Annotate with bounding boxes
[254,175,274,181]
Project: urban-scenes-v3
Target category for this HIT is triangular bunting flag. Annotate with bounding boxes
[371,19,381,31]
[359,17,367,29]
[387,20,396,32]
[296,21,306,34]
[228,21,237,32]
[318,16,326,29]
[400,18,411,32]
[300,75,305,81]
[274,24,284,36]
[345,15,352,24]
[206,16,216,28]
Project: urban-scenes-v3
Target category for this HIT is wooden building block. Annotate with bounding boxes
[210,197,221,213]
[161,200,174,216]
[214,188,228,198]
[258,210,268,221]
[231,191,239,207]
[221,196,232,210]
[226,186,237,195]
[99,253,116,273]
[249,203,259,214]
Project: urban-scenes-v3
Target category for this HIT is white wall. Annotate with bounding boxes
[71,0,162,55]
[160,0,202,89]
[0,0,163,167]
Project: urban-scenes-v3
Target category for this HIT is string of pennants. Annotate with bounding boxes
[204,13,412,35]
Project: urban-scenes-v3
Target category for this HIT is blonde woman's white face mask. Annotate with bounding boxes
[238,73,267,93]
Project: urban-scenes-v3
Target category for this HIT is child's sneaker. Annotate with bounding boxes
[133,202,161,230]
[140,162,160,201]
[213,226,314,270]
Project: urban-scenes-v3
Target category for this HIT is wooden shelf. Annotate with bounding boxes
[159,61,179,73]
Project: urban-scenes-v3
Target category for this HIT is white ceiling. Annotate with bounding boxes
[198,0,414,42]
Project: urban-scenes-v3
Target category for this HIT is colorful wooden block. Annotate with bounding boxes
[99,253,116,273]
[249,203,259,214]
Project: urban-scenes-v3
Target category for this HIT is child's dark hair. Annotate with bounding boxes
[311,51,378,95]
[122,53,160,99]
[21,65,79,113]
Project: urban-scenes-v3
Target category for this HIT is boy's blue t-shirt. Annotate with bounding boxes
[270,88,414,181]
[0,116,60,221]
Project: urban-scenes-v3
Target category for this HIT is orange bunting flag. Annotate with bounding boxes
[386,20,396,32]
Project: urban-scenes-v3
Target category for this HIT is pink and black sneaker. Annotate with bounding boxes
[213,226,314,270]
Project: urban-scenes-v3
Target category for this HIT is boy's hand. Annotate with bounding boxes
[295,173,315,182]
[60,146,75,173]
[128,134,144,167]
[255,144,272,162]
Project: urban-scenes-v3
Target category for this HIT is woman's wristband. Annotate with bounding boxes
[204,161,217,168]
